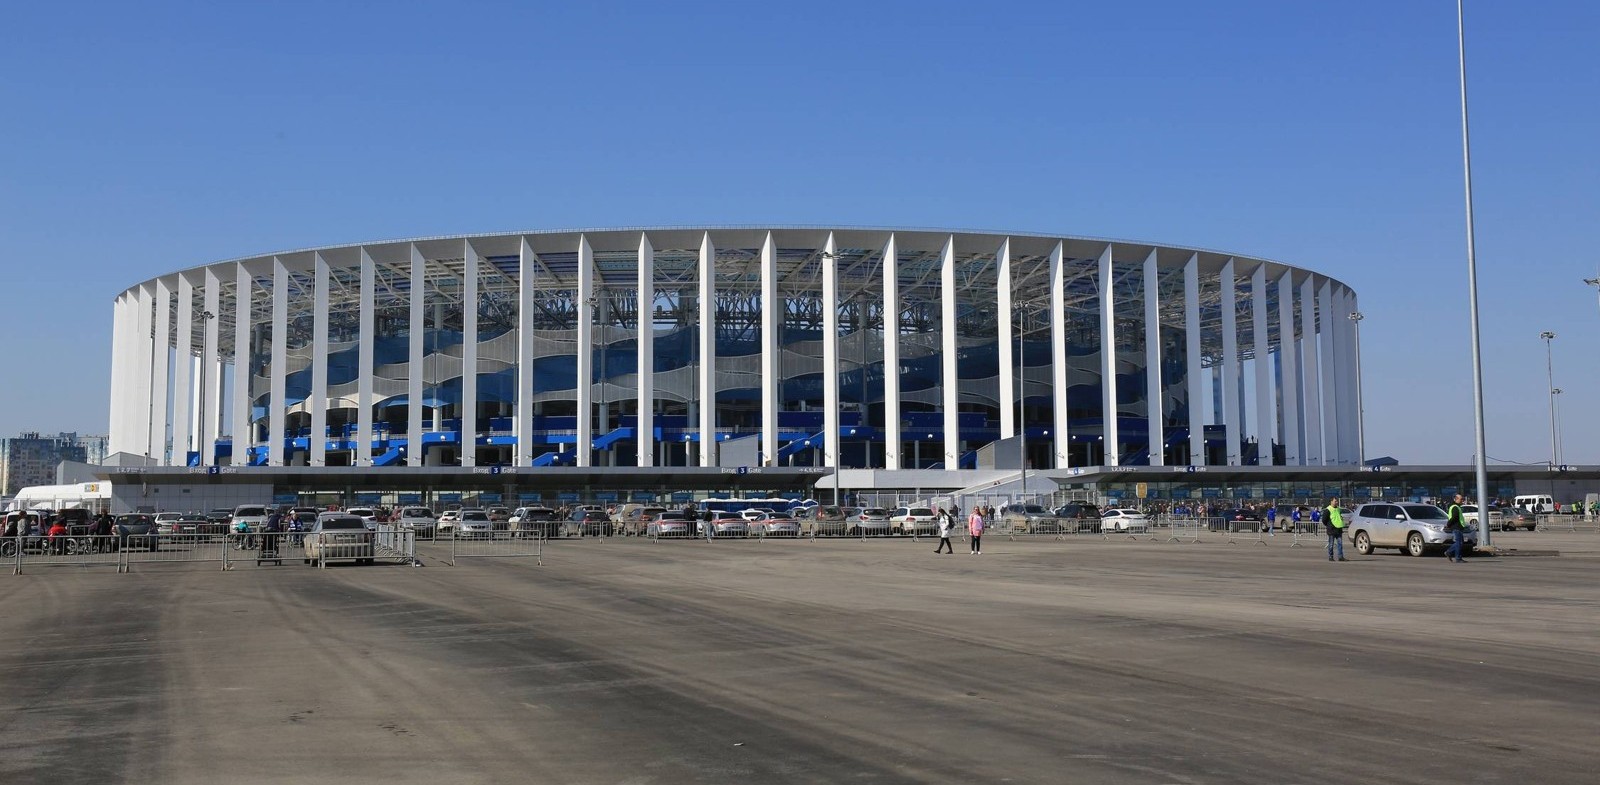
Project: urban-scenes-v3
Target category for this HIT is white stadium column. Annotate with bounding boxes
[996,239,1014,440]
[760,232,779,467]
[1098,245,1119,465]
[516,238,536,467]
[172,275,195,467]
[150,279,171,464]
[461,240,479,468]
[268,257,288,466]
[1300,276,1323,465]
[636,234,655,468]
[1142,249,1163,466]
[940,236,960,470]
[1220,259,1240,465]
[1184,254,1204,466]
[821,234,840,479]
[881,234,901,470]
[202,269,221,464]
[407,245,425,467]
[311,253,330,466]
[356,249,376,467]
[1049,242,1069,468]
[108,294,124,455]
[1277,272,1301,465]
[232,264,252,466]
[576,235,595,468]
[1318,279,1340,463]
[697,232,716,467]
[134,284,155,459]
[1252,263,1275,464]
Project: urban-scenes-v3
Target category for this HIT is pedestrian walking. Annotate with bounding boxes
[968,507,985,554]
[1443,493,1468,563]
[934,507,955,554]
[1266,506,1277,535]
[1324,497,1347,562]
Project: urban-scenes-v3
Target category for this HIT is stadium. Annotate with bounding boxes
[107,227,1361,487]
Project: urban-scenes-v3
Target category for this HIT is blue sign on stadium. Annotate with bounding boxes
[671,492,693,502]
[518,492,542,502]
[272,493,297,504]
[595,491,618,502]
[479,492,502,503]
[398,493,421,504]
[631,492,656,502]
[438,492,462,503]
[558,492,580,502]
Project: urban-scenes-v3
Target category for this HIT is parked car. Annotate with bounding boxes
[1054,503,1098,520]
[1220,509,1263,532]
[396,506,437,537]
[1499,508,1538,531]
[509,507,560,538]
[485,506,512,528]
[566,506,613,537]
[849,508,892,536]
[1347,502,1478,557]
[646,511,693,537]
[231,504,271,532]
[114,514,159,551]
[345,507,380,529]
[455,509,494,539]
[154,512,185,535]
[1100,508,1148,532]
[739,508,776,522]
[614,505,666,536]
[701,511,749,538]
[750,511,801,537]
[813,506,854,536]
[890,506,939,536]
[437,509,461,534]
[169,514,221,538]
[304,514,375,565]
[205,508,234,526]
[1459,505,1504,533]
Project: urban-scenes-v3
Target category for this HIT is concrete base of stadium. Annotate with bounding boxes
[3,531,1596,784]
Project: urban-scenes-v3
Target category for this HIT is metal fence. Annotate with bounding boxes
[447,530,541,565]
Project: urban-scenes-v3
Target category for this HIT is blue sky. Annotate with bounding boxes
[1,1,1595,465]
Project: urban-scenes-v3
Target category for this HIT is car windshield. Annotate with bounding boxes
[461,511,489,521]
[863,509,886,516]
[910,508,934,516]
[1404,505,1449,520]
[319,517,366,530]
[235,506,267,517]
[402,508,432,517]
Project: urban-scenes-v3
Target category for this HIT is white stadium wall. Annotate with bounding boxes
[108,228,1359,472]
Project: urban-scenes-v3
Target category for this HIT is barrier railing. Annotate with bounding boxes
[1166,517,1204,543]
[448,530,541,565]
[1103,519,1155,541]
[1222,519,1268,546]
[1289,522,1325,548]
[10,534,125,574]
[123,533,231,571]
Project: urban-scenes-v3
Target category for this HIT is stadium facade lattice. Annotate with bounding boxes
[108,227,1360,474]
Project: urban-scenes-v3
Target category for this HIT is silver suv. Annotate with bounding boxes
[1348,502,1478,558]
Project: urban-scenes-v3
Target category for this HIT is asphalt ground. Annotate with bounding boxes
[2,530,1596,785]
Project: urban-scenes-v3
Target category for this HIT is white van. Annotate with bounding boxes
[1513,494,1554,514]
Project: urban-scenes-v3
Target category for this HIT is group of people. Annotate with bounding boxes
[3,511,116,554]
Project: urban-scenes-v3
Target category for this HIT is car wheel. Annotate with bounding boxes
[0,542,15,558]
[1527,524,1536,532]
[304,558,311,564]
[1405,532,1426,557]
[1353,530,1373,556]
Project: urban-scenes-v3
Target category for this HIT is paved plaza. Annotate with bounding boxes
[2,531,1596,784]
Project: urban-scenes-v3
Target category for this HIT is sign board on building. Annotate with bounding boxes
[518,492,542,502]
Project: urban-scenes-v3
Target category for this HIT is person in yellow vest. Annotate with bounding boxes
[1324,496,1347,562]
[1443,493,1468,563]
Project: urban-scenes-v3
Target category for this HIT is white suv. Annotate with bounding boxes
[890,506,938,535]
[1348,502,1478,558]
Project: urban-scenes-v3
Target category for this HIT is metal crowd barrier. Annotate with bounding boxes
[1288,521,1325,548]
[9,534,124,574]
[448,530,540,566]
[123,533,232,571]
[1165,517,1204,543]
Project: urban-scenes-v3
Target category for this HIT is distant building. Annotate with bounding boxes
[1,432,95,496]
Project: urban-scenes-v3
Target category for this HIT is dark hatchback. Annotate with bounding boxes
[114,514,159,550]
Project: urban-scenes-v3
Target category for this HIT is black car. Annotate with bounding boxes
[511,507,560,539]
[205,508,233,526]
[114,514,159,551]
[1217,509,1263,532]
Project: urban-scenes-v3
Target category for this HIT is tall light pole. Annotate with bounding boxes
[1016,307,1028,506]
[1349,312,1366,466]
[1457,0,1491,546]
[1585,277,1600,315]
[1552,387,1564,467]
[1541,330,1558,468]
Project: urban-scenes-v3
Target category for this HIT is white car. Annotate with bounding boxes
[1459,505,1503,532]
[455,509,493,538]
[1100,508,1148,532]
[396,506,436,537]
[1348,502,1478,557]
[889,506,938,535]
[436,509,461,534]
[739,508,775,521]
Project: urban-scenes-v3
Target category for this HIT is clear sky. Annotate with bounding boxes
[1,1,1595,465]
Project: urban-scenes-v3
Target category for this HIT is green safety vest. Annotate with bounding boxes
[1326,506,1344,529]
[1446,504,1464,528]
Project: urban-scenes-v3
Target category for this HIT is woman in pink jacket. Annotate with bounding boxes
[968,507,985,554]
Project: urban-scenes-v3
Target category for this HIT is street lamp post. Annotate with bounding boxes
[1552,387,1563,467]
[1349,312,1366,466]
[1541,330,1557,468]
[1456,0,1491,546]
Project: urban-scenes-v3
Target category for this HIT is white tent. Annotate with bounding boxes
[6,482,111,512]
